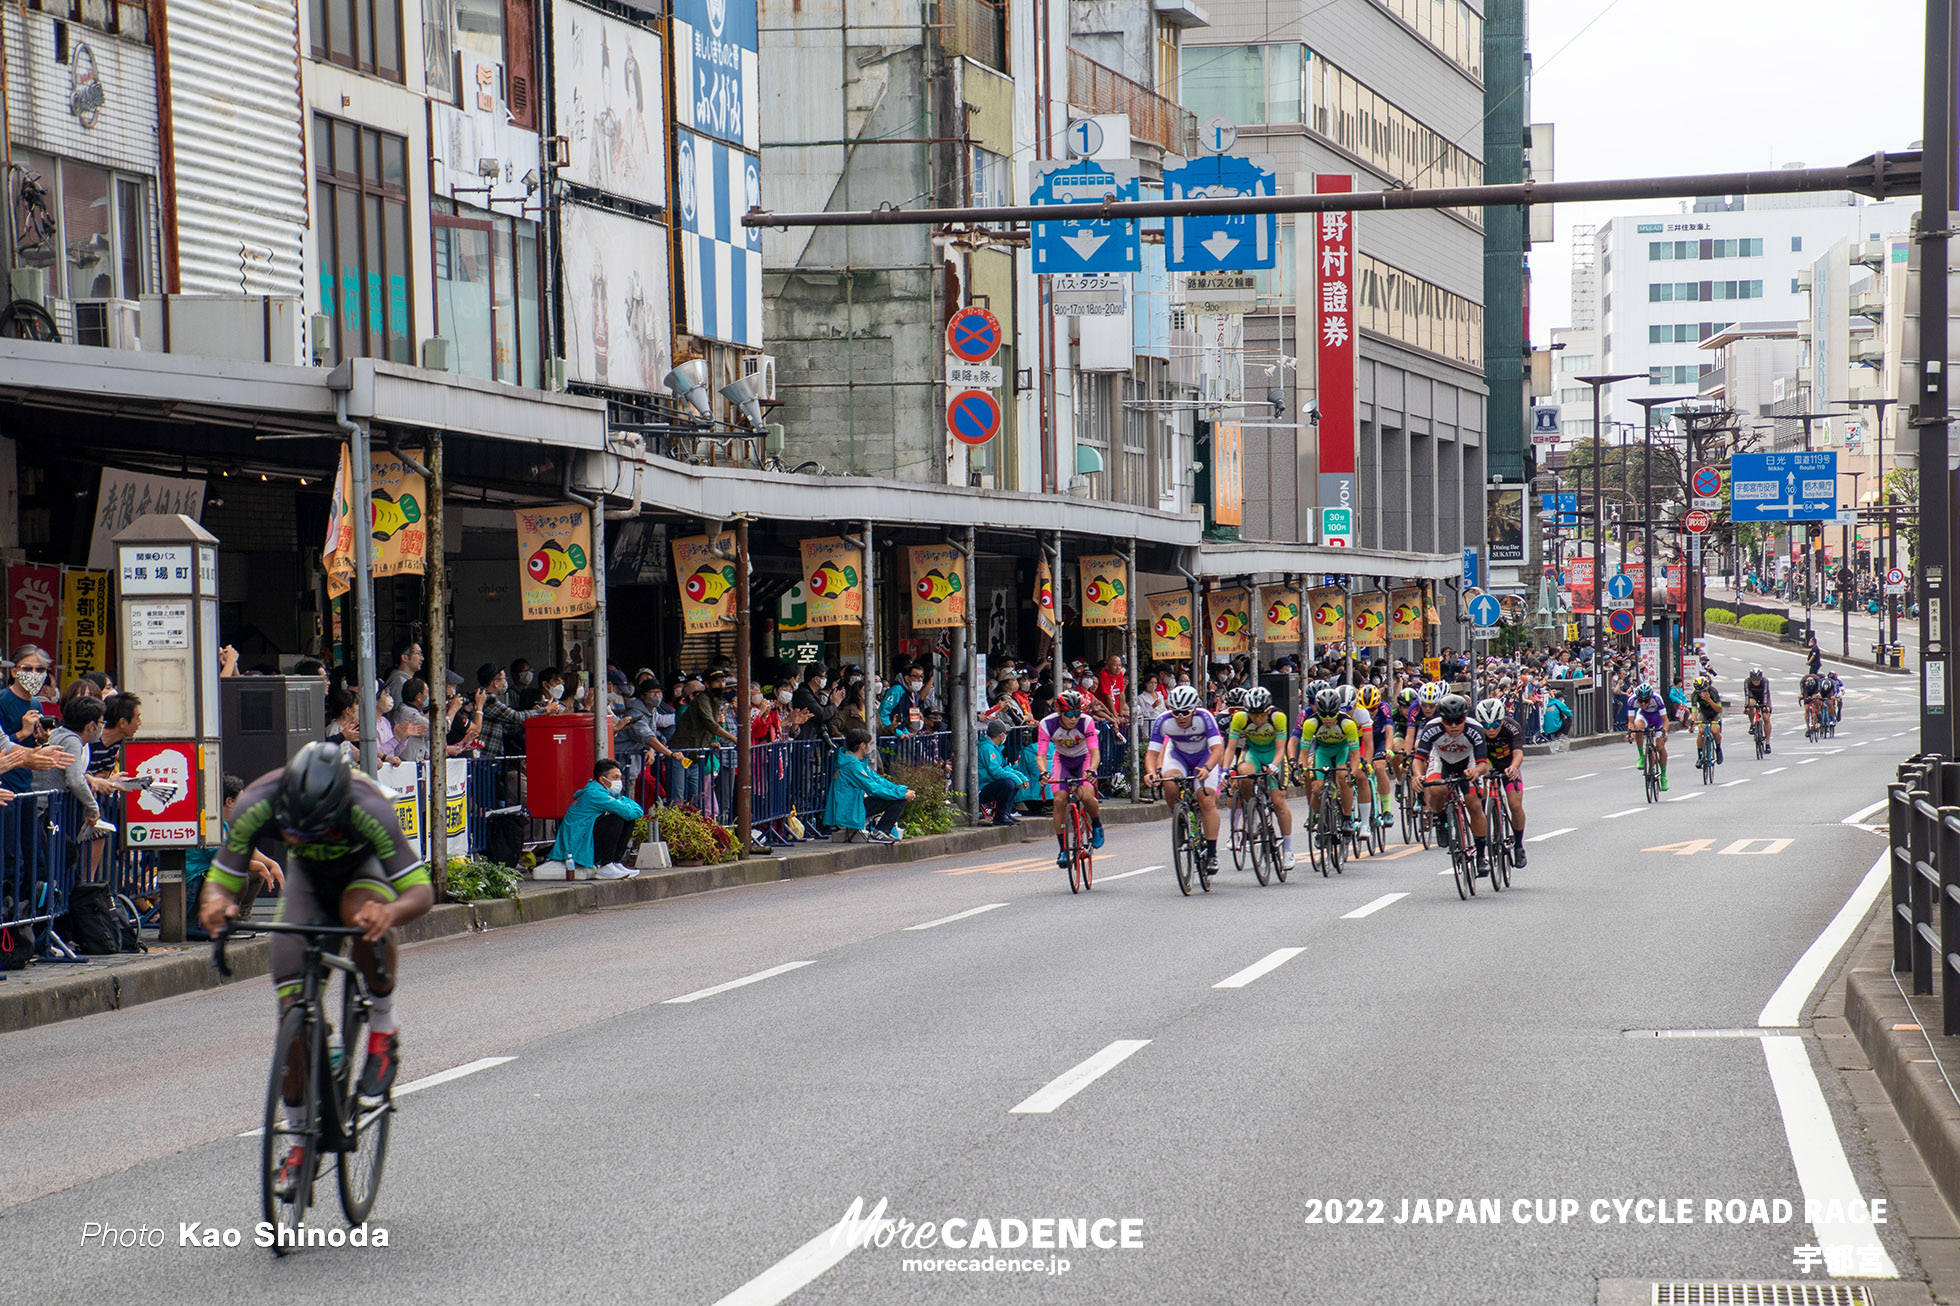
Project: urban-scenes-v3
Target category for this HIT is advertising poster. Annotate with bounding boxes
[1309,587,1347,643]
[1487,486,1525,564]
[1260,584,1301,644]
[1211,421,1244,527]
[60,569,110,679]
[369,449,427,580]
[1638,636,1660,689]
[553,3,666,207]
[1034,559,1057,636]
[1390,587,1426,641]
[1209,589,1250,655]
[7,562,59,655]
[906,544,965,631]
[672,531,737,634]
[1078,554,1128,628]
[560,202,674,393]
[801,537,864,627]
[88,469,205,570]
[1354,592,1387,648]
[1567,558,1596,614]
[1423,582,1441,627]
[515,505,597,621]
[1315,177,1356,514]
[123,740,202,847]
[1148,590,1193,660]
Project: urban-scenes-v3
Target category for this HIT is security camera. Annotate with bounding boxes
[1305,401,1322,428]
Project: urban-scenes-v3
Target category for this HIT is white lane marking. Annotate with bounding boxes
[1526,828,1574,843]
[1601,807,1647,819]
[1567,772,1598,781]
[1799,758,1819,765]
[664,961,816,1004]
[1825,749,1845,756]
[1760,1035,1900,1278]
[905,903,1008,931]
[238,1056,516,1137]
[1851,740,1870,748]
[1668,792,1702,802]
[711,1204,880,1306]
[1099,864,1164,882]
[1009,1040,1151,1114]
[1721,778,1752,788]
[1523,785,1543,792]
[1759,852,1889,1028]
[1215,947,1308,989]
[1764,767,1788,775]
[1843,798,1888,826]
[1341,893,1409,919]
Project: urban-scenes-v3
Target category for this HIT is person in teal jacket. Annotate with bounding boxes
[550,759,645,877]
[824,728,914,844]
[979,720,1027,826]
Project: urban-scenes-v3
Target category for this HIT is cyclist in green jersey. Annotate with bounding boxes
[1224,686,1295,869]
[1298,687,1362,832]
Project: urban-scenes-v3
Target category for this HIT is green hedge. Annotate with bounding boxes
[1703,607,1736,625]
[1737,613,1788,635]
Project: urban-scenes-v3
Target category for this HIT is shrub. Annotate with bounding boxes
[1703,607,1737,625]
[895,760,962,837]
[651,803,737,864]
[1738,613,1789,635]
[445,855,521,902]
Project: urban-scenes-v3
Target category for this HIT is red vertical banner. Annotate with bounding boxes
[1565,558,1595,614]
[1314,175,1356,518]
[7,563,60,657]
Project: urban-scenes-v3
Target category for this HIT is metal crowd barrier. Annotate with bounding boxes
[1891,754,1960,1034]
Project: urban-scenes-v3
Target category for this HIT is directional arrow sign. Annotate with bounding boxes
[1727,451,1837,522]
[1163,155,1278,272]
[1468,593,1502,628]
[1605,572,1635,601]
[1029,159,1140,274]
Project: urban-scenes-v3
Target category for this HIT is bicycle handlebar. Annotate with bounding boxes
[212,921,386,984]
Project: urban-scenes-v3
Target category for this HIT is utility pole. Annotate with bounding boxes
[1578,374,1644,652]
[1835,396,1901,663]
[1631,396,1694,680]
[1918,0,1954,753]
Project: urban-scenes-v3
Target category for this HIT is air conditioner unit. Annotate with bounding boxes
[74,298,142,350]
[741,352,777,400]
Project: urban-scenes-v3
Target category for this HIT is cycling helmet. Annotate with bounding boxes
[1396,687,1419,708]
[1225,687,1248,710]
[1694,674,1712,691]
[1337,684,1357,709]
[1438,694,1471,722]
[1306,678,1329,700]
[1474,697,1506,728]
[1635,682,1657,703]
[1055,690,1084,715]
[1243,686,1273,713]
[1417,682,1445,707]
[1167,684,1201,712]
[1748,667,1765,683]
[277,741,353,840]
[1356,684,1382,711]
[1314,688,1343,717]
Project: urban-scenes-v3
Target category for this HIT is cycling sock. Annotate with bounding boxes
[281,1100,305,1131]
[1281,834,1293,853]
[1205,838,1217,857]
[369,991,397,1036]
[1057,834,1067,853]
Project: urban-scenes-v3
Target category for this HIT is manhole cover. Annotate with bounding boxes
[1652,1285,1870,1306]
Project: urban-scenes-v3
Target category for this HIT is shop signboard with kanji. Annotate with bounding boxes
[1314,175,1356,517]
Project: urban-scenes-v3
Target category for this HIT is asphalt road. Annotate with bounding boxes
[0,631,1931,1305]
[1706,583,1917,669]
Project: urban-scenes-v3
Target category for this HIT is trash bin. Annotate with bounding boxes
[524,714,616,820]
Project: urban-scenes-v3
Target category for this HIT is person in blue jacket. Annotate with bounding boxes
[979,720,1028,826]
[824,727,914,844]
[550,759,645,878]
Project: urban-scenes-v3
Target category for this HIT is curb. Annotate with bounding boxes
[1708,620,1910,675]
[0,798,1174,1036]
[1521,732,1619,758]
[1845,923,1960,1221]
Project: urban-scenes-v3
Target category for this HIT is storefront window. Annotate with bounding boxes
[434,197,540,387]
[314,114,413,364]
[9,148,151,300]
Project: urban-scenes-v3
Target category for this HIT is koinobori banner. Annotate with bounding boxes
[323,443,355,600]
[1208,589,1250,655]
[906,544,965,631]
[1354,592,1387,648]
[1148,591,1193,660]
[1034,559,1057,636]
[369,448,427,580]
[1077,554,1128,628]
[672,531,737,633]
[1390,587,1426,641]
[517,505,597,620]
[1260,585,1301,645]
[801,537,864,627]
[1309,587,1347,643]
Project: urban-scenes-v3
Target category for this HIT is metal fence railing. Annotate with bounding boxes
[0,788,157,962]
[1891,754,1960,1033]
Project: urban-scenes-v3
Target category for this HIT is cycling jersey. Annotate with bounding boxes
[1389,706,1412,732]
[1481,719,1524,769]
[211,770,427,900]
[1744,678,1770,705]
[1150,708,1223,763]
[1629,699,1667,732]
[1300,713,1361,748]
[1412,719,1488,772]
[1799,675,1823,700]
[1037,713,1097,760]
[1227,710,1288,751]
[1694,689,1724,723]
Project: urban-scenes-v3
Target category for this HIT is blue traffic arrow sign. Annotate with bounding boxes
[1029,160,1140,274]
[1163,156,1277,271]
[1468,593,1502,627]
[946,389,1002,446]
[1605,572,1635,601]
[1729,451,1838,522]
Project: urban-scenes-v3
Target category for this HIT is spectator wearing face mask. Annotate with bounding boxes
[3,646,58,793]
[879,663,925,736]
[546,759,645,879]
[793,665,837,728]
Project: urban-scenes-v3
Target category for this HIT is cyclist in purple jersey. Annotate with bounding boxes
[1036,691,1103,867]
[1146,684,1226,868]
[1625,682,1670,789]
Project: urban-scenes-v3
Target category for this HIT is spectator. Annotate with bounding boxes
[879,662,925,736]
[444,674,483,756]
[508,657,537,705]
[750,683,784,744]
[978,721,1027,826]
[218,644,241,677]
[88,692,141,781]
[373,688,403,763]
[35,696,104,825]
[383,636,423,712]
[672,675,735,750]
[620,679,682,789]
[477,664,523,757]
[394,678,434,763]
[185,773,284,938]
[605,668,632,713]
[1096,655,1127,720]
[824,727,914,844]
[2,646,56,793]
[546,758,644,880]
[59,678,100,715]
[1134,673,1165,723]
[792,664,837,729]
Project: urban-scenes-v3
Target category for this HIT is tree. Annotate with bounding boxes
[1884,468,1920,565]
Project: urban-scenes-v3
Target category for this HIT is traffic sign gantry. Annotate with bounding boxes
[946,390,1001,446]
[1728,451,1837,522]
[946,307,1002,364]
[1683,509,1712,535]
[1609,610,1635,634]
[1468,593,1502,629]
[1163,155,1278,272]
[1029,159,1141,274]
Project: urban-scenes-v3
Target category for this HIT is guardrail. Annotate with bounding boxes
[1891,754,1960,1034]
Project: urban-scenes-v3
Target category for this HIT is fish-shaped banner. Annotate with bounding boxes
[369,449,427,581]
[516,504,597,620]
[1148,590,1193,660]
[671,531,737,633]
[1390,587,1425,641]
[1309,587,1347,643]
[801,537,865,626]
[1209,589,1250,656]
[1077,553,1127,627]
[906,544,965,631]
[323,443,355,600]
[1259,584,1301,645]
[1354,592,1387,648]
[1034,558,1057,637]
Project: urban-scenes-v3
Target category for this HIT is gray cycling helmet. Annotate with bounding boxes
[1474,697,1505,727]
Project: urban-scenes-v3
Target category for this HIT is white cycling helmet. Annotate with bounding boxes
[1474,697,1506,728]
[1167,684,1202,712]
[1417,682,1445,707]
[1337,684,1357,709]
[1243,685,1273,712]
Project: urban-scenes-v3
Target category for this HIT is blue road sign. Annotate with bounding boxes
[1468,593,1502,628]
[1462,547,1480,590]
[1605,572,1635,601]
[946,390,1002,446]
[1163,156,1277,271]
[1729,451,1838,522]
[1608,609,1635,634]
[1539,492,1579,527]
[1030,160,1141,274]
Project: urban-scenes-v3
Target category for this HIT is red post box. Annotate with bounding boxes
[523,714,616,820]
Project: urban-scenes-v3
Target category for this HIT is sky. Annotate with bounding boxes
[1527,0,1924,344]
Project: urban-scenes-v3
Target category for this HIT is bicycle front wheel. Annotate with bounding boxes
[338,977,392,1225]
[1229,799,1249,874]
[1172,804,1195,896]
[1250,797,1273,887]
[263,1005,321,1251]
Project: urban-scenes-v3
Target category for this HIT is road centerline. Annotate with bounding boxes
[905,904,1008,931]
[1342,893,1409,919]
[1010,1040,1151,1114]
[1215,947,1308,989]
[663,961,816,1004]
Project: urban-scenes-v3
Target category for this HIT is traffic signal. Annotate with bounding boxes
[1807,524,1824,542]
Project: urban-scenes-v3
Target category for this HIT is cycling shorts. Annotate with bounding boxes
[1494,772,1523,794]
[1311,741,1355,772]
[1747,697,1772,716]
[1159,749,1220,793]
[1424,757,1472,784]
[1047,753,1090,783]
[271,859,405,999]
[1235,743,1280,775]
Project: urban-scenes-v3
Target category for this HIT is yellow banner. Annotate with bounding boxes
[1034,559,1057,636]
[1148,591,1193,660]
[1260,585,1301,645]
[323,443,355,600]
[1424,582,1442,628]
[1423,656,1442,679]
[1077,554,1127,628]
[672,531,737,634]
[1390,587,1425,640]
[368,449,427,579]
[1354,592,1387,648]
[1208,589,1250,655]
[801,537,864,627]
[906,544,965,631]
[517,504,596,620]
[59,568,110,680]
[1309,587,1347,642]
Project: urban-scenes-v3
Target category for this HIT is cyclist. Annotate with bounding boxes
[1692,674,1725,765]
[1300,687,1363,836]
[1475,697,1528,867]
[197,742,433,1197]
[1798,671,1826,739]
[1826,669,1845,727]
[1354,684,1393,829]
[1413,694,1493,873]
[1389,687,1421,781]
[1626,683,1670,790]
[1037,690,1103,868]
[1224,686,1295,870]
[1147,684,1226,869]
[1743,667,1773,755]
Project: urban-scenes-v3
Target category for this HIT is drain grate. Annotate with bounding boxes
[1652,1285,1869,1306]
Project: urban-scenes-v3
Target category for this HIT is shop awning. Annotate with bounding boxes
[331,360,608,449]
[1188,541,1461,582]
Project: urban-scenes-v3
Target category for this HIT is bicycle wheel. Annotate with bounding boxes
[1459,813,1477,897]
[1229,796,1249,874]
[338,975,391,1225]
[1064,802,1085,894]
[1172,804,1195,897]
[1307,803,1329,877]
[1270,799,1290,883]
[1368,785,1387,856]
[263,1005,321,1251]
[1398,780,1418,846]
[1074,804,1094,892]
[1328,797,1347,875]
[1485,803,1505,894]
[1250,795,1273,886]
[1450,823,1472,900]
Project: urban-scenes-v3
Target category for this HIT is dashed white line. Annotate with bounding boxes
[1722,778,1752,788]
[1214,947,1308,989]
[1524,785,1543,792]
[1567,773,1598,781]
[1342,893,1409,919]
[664,961,816,1004]
[1098,864,1164,882]
[1669,792,1702,802]
[1526,827,1575,843]
[1602,807,1647,819]
[1009,1040,1151,1114]
[1799,758,1819,765]
[239,1056,515,1137]
[905,903,1008,931]
[1851,741,1870,748]
[1764,767,1788,775]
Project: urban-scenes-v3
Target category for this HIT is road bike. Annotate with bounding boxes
[1483,780,1513,891]
[1309,763,1350,877]
[1695,720,1720,785]
[1804,697,1824,742]
[1051,779,1095,894]
[1395,752,1429,848]
[1162,773,1212,896]
[1229,765,1286,886]
[1642,733,1665,804]
[216,921,392,1250]
[1748,706,1767,760]
[1427,776,1479,901]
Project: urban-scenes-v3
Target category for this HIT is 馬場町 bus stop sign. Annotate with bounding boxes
[1728,452,1837,522]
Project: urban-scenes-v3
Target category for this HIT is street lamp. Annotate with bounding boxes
[1630,395,1696,677]
[1833,396,1902,661]
[1576,374,1645,652]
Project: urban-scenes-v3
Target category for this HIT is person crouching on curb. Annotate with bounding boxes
[979,720,1028,826]
[548,759,645,879]
[824,727,914,844]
